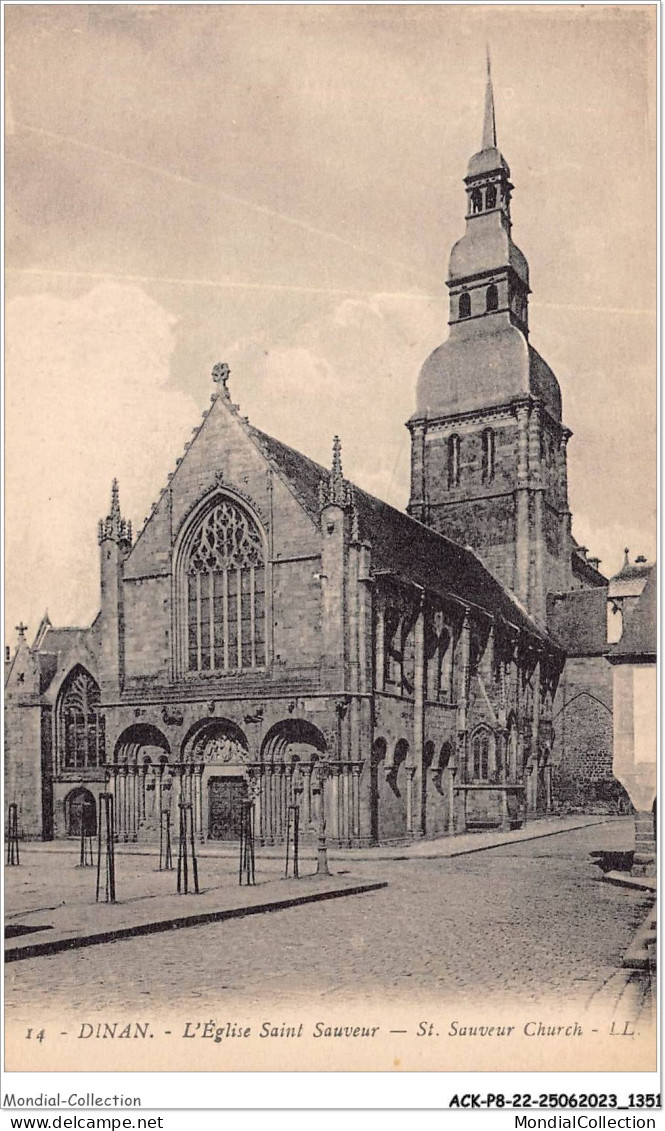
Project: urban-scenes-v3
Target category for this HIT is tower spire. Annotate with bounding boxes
[482,48,497,151]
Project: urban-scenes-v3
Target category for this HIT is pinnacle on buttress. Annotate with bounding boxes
[110,478,120,522]
[98,479,133,548]
[329,435,346,506]
[318,435,351,512]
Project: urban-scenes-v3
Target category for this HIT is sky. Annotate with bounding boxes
[4,3,657,641]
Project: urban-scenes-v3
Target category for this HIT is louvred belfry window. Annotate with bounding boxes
[185,499,266,672]
[60,667,105,769]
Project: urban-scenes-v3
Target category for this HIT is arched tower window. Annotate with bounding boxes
[470,188,483,214]
[481,428,495,484]
[486,283,498,312]
[458,292,471,320]
[58,666,105,770]
[182,497,266,672]
[485,184,497,210]
[448,434,461,488]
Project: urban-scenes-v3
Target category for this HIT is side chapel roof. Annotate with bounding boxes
[248,423,557,648]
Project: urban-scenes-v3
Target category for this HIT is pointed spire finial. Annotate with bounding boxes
[329,435,347,506]
[110,478,120,518]
[482,48,497,151]
[623,547,630,567]
[318,436,349,511]
[331,435,343,482]
[212,362,231,398]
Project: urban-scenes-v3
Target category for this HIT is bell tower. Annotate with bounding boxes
[408,57,573,625]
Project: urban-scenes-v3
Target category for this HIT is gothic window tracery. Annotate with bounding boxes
[469,726,494,781]
[59,667,105,770]
[184,498,266,672]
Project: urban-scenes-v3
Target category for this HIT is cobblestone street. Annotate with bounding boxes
[5,822,651,1022]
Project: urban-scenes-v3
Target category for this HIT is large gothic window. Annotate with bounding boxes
[184,498,266,672]
[59,667,105,770]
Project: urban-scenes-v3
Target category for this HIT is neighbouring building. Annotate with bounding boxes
[5,64,648,845]
[608,565,657,874]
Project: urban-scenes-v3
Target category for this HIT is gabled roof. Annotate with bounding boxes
[34,626,95,694]
[248,424,556,648]
[612,566,657,659]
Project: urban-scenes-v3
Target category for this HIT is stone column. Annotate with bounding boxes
[194,766,204,842]
[447,766,457,834]
[409,422,427,522]
[558,430,573,590]
[405,766,416,835]
[302,763,312,830]
[267,764,275,845]
[514,403,531,605]
[129,765,138,841]
[351,763,362,843]
[342,765,352,846]
[329,765,340,843]
[497,730,510,830]
[528,660,541,818]
[375,599,385,693]
[412,592,425,837]
[455,607,471,834]
[118,766,127,841]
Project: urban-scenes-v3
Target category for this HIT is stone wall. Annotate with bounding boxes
[551,656,624,810]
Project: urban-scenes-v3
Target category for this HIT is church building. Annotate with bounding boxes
[5,66,625,846]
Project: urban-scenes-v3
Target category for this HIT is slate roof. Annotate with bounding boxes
[612,566,657,659]
[547,588,609,656]
[248,424,557,648]
[35,627,93,693]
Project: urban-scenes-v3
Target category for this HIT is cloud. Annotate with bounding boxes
[226,292,442,504]
[5,283,196,638]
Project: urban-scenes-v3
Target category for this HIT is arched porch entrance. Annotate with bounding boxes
[64,787,97,838]
[109,725,172,841]
[182,719,250,842]
[258,720,328,845]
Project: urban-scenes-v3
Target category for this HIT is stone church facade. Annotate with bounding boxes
[5,67,624,846]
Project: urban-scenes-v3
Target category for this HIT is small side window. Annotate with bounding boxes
[448,434,461,488]
[459,292,471,319]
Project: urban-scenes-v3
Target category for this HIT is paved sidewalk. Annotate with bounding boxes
[14,812,619,862]
[5,814,621,963]
[5,872,387,962]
